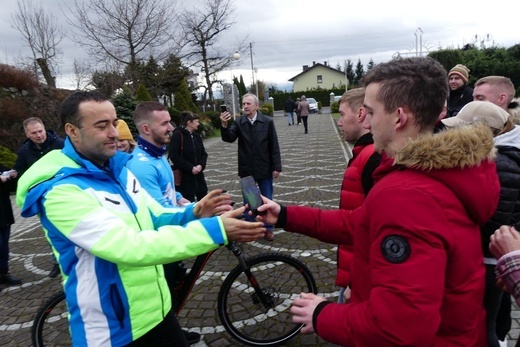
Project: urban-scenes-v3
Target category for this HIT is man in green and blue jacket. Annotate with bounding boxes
[16,91,265,347]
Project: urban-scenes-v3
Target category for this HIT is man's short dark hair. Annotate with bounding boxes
[133,101,168,128]
[362,57,448,131]
[60,90,110,128]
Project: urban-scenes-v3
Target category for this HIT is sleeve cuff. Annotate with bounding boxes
[275,205,287,228]
[313,300,332,335]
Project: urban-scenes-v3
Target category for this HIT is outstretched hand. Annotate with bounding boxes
[220,206,266,242]
[194,189,233,218]
[254,195,281,226]
[290,292,327,334]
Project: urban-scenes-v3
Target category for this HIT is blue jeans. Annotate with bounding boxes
[286,111,294,124]
[243,176,273,231]
[0,225,11,274]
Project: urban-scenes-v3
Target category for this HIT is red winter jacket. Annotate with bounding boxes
[336,134,379,288]
[284,124,499,346]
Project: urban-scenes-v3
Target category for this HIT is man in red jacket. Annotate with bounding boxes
[257,57,500,346]
[336,88,380,303]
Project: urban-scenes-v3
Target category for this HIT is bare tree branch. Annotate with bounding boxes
[11,0,63,88]
[64,0,181,70]
[178,0,246,102]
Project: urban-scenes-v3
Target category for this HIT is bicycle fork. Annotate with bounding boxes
[227,242,275,309]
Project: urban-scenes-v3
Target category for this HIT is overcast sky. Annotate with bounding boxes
[0,0,518,91]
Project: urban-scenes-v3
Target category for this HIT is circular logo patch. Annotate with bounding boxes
[380,235,411,263]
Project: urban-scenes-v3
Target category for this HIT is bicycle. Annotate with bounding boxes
[32,241,317,347]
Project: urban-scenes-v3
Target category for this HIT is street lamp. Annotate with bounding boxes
[230,51,241,119]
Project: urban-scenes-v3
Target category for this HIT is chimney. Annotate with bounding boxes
[324,61,327,66]
[312,61,316,66]
[303,65,309,71]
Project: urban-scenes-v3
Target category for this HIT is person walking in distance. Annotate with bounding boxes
[220,93,282,241]
[255,57,499,346]
[295,97,302,125]
[335,88,381,303]
[169,111,209,202]
[297,95,311,134]
[284,96,296,126]
[16,90,266,347]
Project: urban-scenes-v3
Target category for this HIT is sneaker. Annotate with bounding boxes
[49,264,61,278]
[183,330,201,345]
[498,339,507,347]
[0,273,22,286]
[264,230,275,241]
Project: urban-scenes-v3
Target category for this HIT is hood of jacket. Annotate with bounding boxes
[378,123,498,225]
[16,137,131,217]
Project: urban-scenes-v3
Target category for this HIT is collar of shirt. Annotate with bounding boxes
[248,114,257,125]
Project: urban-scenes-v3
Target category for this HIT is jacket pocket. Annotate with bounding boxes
[110,284,126,328]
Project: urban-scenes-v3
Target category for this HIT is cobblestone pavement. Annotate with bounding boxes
[1,112,519,346]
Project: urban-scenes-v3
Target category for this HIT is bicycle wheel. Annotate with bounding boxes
[32,290,71,347]
[218,253,317,346]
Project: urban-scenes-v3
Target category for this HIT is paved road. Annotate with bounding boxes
[1,112,519,346]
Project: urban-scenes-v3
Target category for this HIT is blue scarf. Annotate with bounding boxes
[137,136,167,158]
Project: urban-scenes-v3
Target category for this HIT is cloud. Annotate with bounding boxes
[0,0,518,90]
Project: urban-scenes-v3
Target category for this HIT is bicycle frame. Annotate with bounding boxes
[172,241,273,314]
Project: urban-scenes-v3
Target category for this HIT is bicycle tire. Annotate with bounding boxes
[32,290,71,347]
[217,253,317,346]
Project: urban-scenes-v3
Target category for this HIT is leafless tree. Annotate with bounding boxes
[11,0,63,88]
[179,0,246,103]
[64,0,180,88]
[71,58,92,90]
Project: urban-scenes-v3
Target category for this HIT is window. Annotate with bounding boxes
[317,75,323,83]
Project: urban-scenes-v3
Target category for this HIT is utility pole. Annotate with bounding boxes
[415,27,423,57]
[249,43,255,94]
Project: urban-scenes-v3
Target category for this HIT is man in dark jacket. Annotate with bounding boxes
[13,117,64,278]
[220,93,282,240]
[446,64,473,119]
[284,96,296,126]
[14,117,65,177]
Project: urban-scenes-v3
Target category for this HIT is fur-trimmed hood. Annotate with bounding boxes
[374,122,499,226]
[394,122,496,170]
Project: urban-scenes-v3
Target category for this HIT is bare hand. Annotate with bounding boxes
[220,206,266,242]
[290,292,327,334]
[220,111,232,127]
[273,171,280,179]
[194,189,233,218]
[254,195,281,226]
[177,197,191,206]
[490,225,520,259]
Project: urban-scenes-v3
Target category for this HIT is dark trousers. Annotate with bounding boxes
[125,309,188,346]
[484,263,511,346]
[0,225,10,274]
[302,116,308,133]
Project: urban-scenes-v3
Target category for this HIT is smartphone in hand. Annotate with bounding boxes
[220,105,227,113]
[239,176,265,216]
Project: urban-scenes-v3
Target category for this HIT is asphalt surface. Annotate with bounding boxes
[1,110,519,346]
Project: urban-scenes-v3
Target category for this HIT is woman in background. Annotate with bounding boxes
[116,119,136,153]
[297,95,311,134]
[168,111,208,202]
